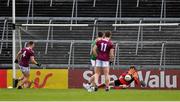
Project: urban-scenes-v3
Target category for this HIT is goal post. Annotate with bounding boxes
[12,0,16,88]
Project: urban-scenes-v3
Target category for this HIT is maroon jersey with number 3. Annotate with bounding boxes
[19,47,34,67]
[96,39,113,61]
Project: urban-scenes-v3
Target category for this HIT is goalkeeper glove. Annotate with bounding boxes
[140,81,146,87]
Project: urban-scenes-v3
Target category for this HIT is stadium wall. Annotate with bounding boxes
[0,69,180,89]
[69,69,180,89]
[0,69,68,89]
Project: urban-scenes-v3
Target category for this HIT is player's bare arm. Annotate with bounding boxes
[109,48,115,62]
[92,45,98,57]
[90,38,98,55]
[15,51,22,63]
[30,56,41,67]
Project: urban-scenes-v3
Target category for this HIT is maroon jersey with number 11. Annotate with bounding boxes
[96,39,113,61]
[19,47,34,67]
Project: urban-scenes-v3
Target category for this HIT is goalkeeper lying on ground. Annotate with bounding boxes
[83,65,146,91]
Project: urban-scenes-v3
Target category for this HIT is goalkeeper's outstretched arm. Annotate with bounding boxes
[133,73,146,87]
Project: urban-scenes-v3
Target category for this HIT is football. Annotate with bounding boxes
[124,75,132,81]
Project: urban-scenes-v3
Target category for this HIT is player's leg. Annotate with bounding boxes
[113,79,122,89]
[14,66,26,88]
[14,77,22,88]
[94,59,101,85]
[83,75,95,91]
[24,80,33,88]
[89,59,96,85]
[98,80,114,88]
[17,74,29,89]
[103,68,110,91]
[18,76,24,81]
[83,59,96,91]
[18,72,30,88]
[112,79,128,89]
[89,75,95,85]
[93,59,102,91]
[17,66,30,89]
[83,69,100,92]
[102,61,110,91]
[94,67,101,89]
[15,75,25,88]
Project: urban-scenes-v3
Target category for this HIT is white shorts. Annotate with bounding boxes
[19,65,30,74]
[95,59,109,68]
[91,59,96,67]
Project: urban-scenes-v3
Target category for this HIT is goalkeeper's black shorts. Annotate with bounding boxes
[114,80,123,86]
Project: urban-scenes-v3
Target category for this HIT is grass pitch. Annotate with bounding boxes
[0,89,180,101]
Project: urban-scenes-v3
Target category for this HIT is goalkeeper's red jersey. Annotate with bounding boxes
[118,71,140,86]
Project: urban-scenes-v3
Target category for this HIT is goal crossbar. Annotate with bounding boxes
[112,23,179,27]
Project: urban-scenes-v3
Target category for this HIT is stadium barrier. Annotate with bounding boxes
[1,68,180,89]
[0,69,68,89]
[0,70,7,88]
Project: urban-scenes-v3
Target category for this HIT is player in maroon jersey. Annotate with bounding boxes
[14,41,41,89]
[93,31,114,91]
[98,65,146,89]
